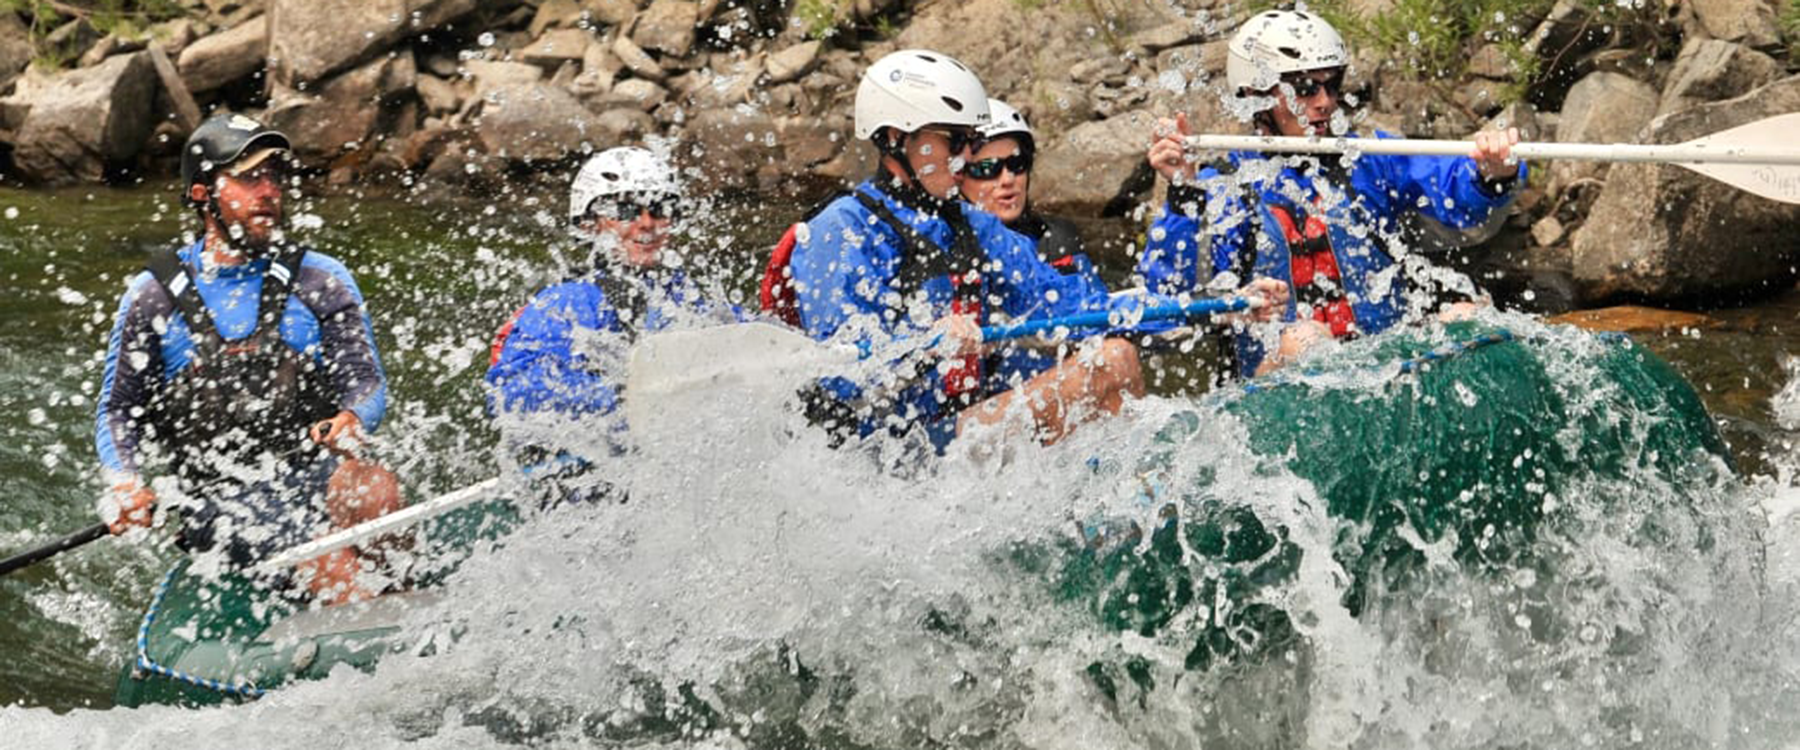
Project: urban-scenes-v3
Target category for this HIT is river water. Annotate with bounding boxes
[2,182,1799,748]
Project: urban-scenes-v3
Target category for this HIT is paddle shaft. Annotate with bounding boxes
[256,477,501,572]
[1184,135,1800,166]
[978,296,1255,341]
[0,522,108,576]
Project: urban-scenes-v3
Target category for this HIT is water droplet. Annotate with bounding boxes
[478,32,496,47]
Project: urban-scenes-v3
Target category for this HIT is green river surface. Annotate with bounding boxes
[0,182,1795,714]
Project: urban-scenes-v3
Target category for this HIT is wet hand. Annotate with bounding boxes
[1237,278,1290,323]
[929,314,984,358]
[310,411,364,457]
[1148,113,1197,184]
[108,478,155,535]
[1472,126,1521,181]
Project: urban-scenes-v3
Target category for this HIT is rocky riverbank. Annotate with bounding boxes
[0,0,1795,306]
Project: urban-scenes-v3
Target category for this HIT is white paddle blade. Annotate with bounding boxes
[625,322,856,437]
[1681,113,1800,205]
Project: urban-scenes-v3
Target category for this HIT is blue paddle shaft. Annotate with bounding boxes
[979,297,1253,342]
[856,297,1253,359]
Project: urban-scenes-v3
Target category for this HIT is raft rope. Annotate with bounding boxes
[132,565,268,699]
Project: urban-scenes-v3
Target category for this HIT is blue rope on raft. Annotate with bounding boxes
[132,565,268,699]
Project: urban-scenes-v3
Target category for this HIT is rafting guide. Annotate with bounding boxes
[93,113,398,602]
[1138,9,1526,376]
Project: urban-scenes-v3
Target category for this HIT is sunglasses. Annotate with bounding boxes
[920,127,979,154]
[963,153,1033,180]
[591,194,681,222]
[1281,69,1345,99]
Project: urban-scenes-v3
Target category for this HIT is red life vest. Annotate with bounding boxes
[759,222,805,328]
[1269,203,1358,339]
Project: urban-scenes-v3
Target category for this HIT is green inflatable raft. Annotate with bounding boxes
[114,496,516,708]
[114,322,1733,717]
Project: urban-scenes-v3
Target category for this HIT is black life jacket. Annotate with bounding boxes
[144,247,338,482]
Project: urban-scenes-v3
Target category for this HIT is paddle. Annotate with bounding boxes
[1185,112,1800,204]
[0,522,108,577]
[626,296,1259,419]
[256,477,502,572]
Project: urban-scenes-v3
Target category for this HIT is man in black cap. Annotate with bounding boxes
[94,113,394,599]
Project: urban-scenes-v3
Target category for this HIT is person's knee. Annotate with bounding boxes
[1097,338,1145,398]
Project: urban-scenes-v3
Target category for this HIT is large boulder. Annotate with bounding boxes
[630,0,698,58]
[1548,71,1657,189]
[474,82,617,162]
[685,107,780,185]
[893,0,1114,135]
[265,53,416,161]
[177,15,268,93]
[1689,0,1781,47]
[1658,38,1781,116]
[268,0,478,86]
[7,52,158,183]
[1032,110,1161,210]
[1568,74,1800,301]
[0,12,33,94]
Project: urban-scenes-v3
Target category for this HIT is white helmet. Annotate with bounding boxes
[568,146,679,223]
[1225,9,1349,94]
[978,98,1032,146]
[853,49,990,140]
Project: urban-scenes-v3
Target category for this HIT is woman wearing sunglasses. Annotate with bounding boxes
[964,99,1107,295]
[1136,9,1526,376]
[487,146,741,487]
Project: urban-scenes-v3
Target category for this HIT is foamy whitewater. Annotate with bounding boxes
[7,309,1798,749]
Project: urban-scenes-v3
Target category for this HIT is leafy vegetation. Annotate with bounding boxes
[1784,0,1800,62]
[2,0,188,70]
[1308,0,1660,105]
[793,0,850,40]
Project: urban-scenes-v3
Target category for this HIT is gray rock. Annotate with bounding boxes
[1550,71,1656,188]
[530,0,584,37]
[631,0,699,58]
[1070,56,1130,86]
[686,106,778,184]
[1485,101,1543,140]
[1468,44,1513,80]
[765,40,819,84]
[149,18,203,57]
[611,77,666,111]
[522,27,593,68]
[267,52,416,159]
[596,106,653,139]
[80,34,147,69]
[416,73,462,115]
[584,0,638,27]
[464,60,543,99]
[681,54,763,109]
[1689,0,1780,47]
[1033,109,1160,209]
[1027,79,1095,134]
[612,34,666,81]
[0,13,33,95]
[268,0,476,86]
[422,53,459,78]
[147,45,201,131]
[1569,74,1800,301]
[8,52,157,183]
[475,82,618,162]
[1531,215,1565,247]
[1127,18,1204,54]
[1454,78,1504,118]
[177,15,267,93]
[1659,38,1781,116]
[775,115,842,167]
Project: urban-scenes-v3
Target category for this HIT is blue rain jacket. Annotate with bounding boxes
[1136,132,1525,375]
[790,180,1137,448]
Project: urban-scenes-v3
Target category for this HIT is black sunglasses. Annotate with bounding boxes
[964,153,1033,180]
[592,194,681,222]
[1282,69,1345,99]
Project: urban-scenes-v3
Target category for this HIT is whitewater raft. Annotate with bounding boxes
[114,322,1729,708]
[114,498,515,708]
